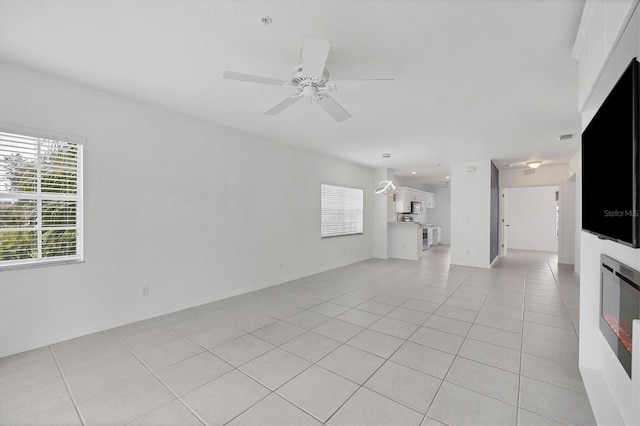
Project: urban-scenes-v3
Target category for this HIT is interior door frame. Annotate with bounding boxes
[500,184,562,256]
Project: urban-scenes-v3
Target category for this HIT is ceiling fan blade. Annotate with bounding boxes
[330,79,396,93]
[316,95,351,122]
[263,95,301,115]
[223,71,287,87]
[302,35,331,79]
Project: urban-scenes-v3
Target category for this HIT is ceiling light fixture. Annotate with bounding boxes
[527,161,542,169]
[411,171,417,175]
[445,176,450,179]
[375,154,396,196]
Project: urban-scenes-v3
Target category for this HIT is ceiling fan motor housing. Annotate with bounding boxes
[292,64,330,87]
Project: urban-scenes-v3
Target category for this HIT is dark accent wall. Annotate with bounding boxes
[490,161,499,263]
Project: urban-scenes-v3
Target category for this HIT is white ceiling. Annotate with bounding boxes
[0,0,584,184]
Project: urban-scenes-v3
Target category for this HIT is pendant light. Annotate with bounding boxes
[375,153,396,196]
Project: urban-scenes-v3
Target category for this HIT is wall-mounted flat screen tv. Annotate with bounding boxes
[582,57,639,248]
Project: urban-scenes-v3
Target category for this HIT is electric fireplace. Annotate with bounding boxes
[600,255,640,377]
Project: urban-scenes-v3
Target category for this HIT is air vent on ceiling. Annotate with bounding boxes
[524,169,536,175]
[559,133,574,141]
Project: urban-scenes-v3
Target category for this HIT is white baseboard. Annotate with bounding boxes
[0,256,373,358]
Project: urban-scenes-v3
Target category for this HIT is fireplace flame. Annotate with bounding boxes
[603,314,633,354]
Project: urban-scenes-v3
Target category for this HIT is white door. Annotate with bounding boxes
[500,188,508,256]
[504,186,559,252]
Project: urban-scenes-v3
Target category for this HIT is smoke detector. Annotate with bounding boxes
[260,16,272,26]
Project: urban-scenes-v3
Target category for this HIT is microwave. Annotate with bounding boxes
[411,201,421,214]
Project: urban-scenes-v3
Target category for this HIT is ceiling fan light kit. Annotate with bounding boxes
[223,35,394,122]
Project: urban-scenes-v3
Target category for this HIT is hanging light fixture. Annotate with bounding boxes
[375,153,396,196]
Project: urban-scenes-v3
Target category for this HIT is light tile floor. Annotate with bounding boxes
[0,247,596,425]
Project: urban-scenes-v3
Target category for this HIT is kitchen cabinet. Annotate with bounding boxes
[425,192,435,208]
[394,187,435,212]
[418,192,427,212]
[394,188,414,213]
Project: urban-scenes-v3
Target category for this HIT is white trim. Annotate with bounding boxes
[632,320,640,425]
[576,0,640,111]
[0,123,87,146]
[572,0,598,60]
[76,144,84,263]
[0,258,83,271]
[450,261,491,269]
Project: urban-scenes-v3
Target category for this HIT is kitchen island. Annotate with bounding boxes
[388,222,423,260]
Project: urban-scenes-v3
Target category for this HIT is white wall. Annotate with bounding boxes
[574,2,640,424]
[394,176,431,192]
[505,186,559,252]
[0,62,374,357]
[573,149,582,274]
[499,164,569,187]
[499,165,575,264]
[450,160,491,268]
[427,186,451,244]
[562,178,577,265]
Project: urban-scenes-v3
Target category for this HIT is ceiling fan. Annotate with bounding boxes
[223,35,394,122]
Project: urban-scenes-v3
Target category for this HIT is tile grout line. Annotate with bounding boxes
[280,263,459,424]
[545,254,580,340]
[515,260,530,426]
[119,319,332,426]
[323,312,438,423]
[47,345,86,426]
[516,253,587,425]
[152,280,370,424]
[164,262,520,421]
[156,308,336,425]
[152,315,325,426]
[414,266,486,426]
[107,329,215,426]
[521,254,591,423]
[38,250,580,426]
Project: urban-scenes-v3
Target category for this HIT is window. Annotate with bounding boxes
[0,129,83,268]
[321,183,363,237]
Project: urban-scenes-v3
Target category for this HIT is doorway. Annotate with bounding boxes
[501,185,560,254]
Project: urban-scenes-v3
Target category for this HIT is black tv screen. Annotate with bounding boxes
[582,57,639,248]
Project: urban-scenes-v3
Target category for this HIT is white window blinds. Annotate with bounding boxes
[0,131,83,268]
[321,183,363,238]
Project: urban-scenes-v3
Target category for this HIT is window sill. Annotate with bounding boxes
[0,259,84,271]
